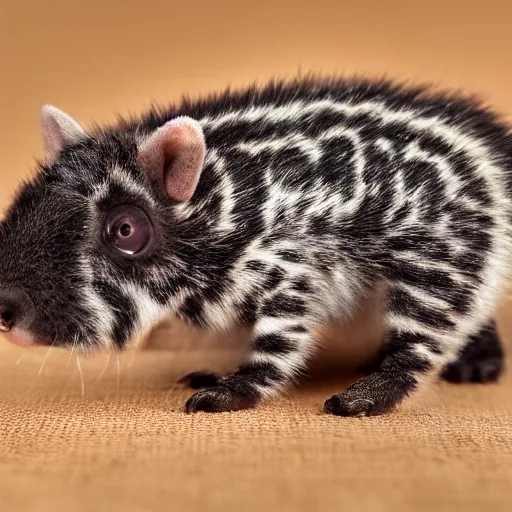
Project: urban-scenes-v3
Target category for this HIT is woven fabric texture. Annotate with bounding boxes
[0,307,511,512]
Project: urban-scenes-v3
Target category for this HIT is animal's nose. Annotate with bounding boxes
[0,289,35,333]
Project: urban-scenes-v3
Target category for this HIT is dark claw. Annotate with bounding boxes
[185,386,257,413]
[324,391,381,417]
[324,371,410,417]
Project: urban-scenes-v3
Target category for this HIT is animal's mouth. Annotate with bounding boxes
[0,327,40,347]
[1,327,123,351]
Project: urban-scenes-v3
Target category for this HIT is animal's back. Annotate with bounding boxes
[140,79,512,328]
[140,78,512,244]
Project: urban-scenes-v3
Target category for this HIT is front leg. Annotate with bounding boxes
[185,291,314,413]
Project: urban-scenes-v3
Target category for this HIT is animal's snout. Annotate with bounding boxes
[0,289,37,346]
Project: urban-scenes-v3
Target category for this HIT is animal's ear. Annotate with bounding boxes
[137,117,206,203]
[40,105,86,163]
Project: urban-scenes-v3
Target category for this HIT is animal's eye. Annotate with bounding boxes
[104,205,154,257]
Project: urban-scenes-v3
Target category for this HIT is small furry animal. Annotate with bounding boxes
[0,77,508,416]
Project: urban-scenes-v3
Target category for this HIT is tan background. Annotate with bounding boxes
[1,1,512,511]
[2,0,512,207]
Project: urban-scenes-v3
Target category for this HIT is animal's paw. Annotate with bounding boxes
[185,386,257,413]
[441,319,504,384]
[177,371,220,389]
[324,373,407,417]
[441,358,503,383]
[324,393,378,417]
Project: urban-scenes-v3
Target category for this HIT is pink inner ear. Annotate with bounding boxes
[162,118,206,202]
[138,117,206,203]
[40,105,86,164]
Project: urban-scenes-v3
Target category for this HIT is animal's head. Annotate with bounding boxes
[0,106,206,351]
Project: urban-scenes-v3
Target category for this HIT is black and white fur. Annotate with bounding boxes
[1,77,509,415]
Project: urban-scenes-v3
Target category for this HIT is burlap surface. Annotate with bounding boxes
[0,306,511,512]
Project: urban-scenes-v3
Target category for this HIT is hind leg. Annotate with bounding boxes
[441,320,504,383]
[324,278,472,417]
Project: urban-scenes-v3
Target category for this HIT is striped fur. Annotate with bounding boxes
[1,77,511,415]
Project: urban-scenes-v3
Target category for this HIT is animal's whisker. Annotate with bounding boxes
[76,353,85,397]
[37,340,55,377]
[67,343,75,366]
[128,347,137,369]
[96,350,111,383]
[116,351,121,394]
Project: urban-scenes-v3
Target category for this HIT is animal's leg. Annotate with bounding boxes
[324,280,467,417]
[185,286,315,413]
[441,319,504,383]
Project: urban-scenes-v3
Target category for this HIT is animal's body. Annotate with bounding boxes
[0,77,509,415]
